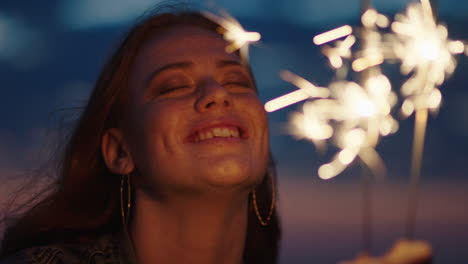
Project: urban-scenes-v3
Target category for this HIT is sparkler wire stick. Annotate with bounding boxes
[361,164,373,254]
[405,0,437,240]
[406,109,428,238]
[359,0,373,254]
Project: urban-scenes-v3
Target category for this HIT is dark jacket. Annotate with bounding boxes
[0,231,137,264]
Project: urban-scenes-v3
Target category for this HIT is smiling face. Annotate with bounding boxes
[123,25,269,197]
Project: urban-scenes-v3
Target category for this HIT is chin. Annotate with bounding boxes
[203,158,262,189]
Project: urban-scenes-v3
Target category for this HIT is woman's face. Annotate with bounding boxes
[124,24,269,197]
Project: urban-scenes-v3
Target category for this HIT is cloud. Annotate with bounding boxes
[54,80,92,109]
[277,0,360,27]
[206,0,271,18]
[0,13,48,70]
[58,0,164,30]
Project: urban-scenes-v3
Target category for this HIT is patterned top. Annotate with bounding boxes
[0,231,137,264]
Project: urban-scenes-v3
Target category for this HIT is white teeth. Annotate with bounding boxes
[195,127,240,142]
[230,129,239,137]
[221,128,230,137]
[213,128,221,137]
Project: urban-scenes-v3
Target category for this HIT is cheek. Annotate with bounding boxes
[254,100,270,167]
[128,101,183,165]
[126,101,191,192]
[244,94,269,137]
[241,94,270,158]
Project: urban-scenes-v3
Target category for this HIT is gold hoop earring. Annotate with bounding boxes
[120,174,131,226]
[252,175,276,226]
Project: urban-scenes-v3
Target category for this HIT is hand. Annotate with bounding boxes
[339,239,432,264]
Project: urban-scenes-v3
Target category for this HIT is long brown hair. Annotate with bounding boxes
[0,3,280,263]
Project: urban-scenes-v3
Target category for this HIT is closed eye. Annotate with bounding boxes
[221,71,254,91]
[224,81,251,88]
[160,84,191,94]
[157,76,193,95]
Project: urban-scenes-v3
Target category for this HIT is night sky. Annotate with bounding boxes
[1,0,468,263]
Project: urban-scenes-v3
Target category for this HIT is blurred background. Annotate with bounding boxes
[0,0,467,263]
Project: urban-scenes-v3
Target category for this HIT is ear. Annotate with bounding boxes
[101,128,135,175]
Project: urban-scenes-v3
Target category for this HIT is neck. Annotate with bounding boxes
[130,190,248,264]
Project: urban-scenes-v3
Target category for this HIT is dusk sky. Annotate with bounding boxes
[1,0,468,263]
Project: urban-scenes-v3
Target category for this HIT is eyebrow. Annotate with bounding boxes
[145,61,193,88]
[216,59,243,68]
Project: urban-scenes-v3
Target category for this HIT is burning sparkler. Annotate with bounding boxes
[391,1,463,118]
[258,0,468,259]
[266,7,399,181]
[264,0,467,250]
[287,74,398,180]
[265,0,466,183]
[385,0,466,239]
[202,10,261,62]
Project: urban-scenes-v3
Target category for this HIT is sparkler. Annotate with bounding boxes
[202,10,261,62]
[357,5,384,253]
[265,6,398,252]
[392,1,462,117]
[264,0,466,189]
[266,8,398,181]
[264,0,466,253]
[288,77,398,180]
[388,0,465,239]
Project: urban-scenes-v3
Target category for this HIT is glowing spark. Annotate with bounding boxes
[264,71,329,112]
[353,9,388,73]
[362,9,390,28]
[352,56,384,72]
[362,9,379,28]
[390,1,462,115]
[420,0,434,19]
[322,35,356,69]
[313,25,353,45]
[264,90,309,112]
[339,148,357,165]
[376,15,390,28]
[448,40,465,54]
[202,11,260,60]
[280,71,330,98]
[287,77,398,179]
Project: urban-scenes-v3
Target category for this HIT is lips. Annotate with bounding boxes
[187,118,248,143]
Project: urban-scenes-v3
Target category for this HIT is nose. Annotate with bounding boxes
[195,79,233,112]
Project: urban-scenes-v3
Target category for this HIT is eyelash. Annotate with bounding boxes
[155,72,253,97]
[159,84,191,94]
[222,73,252,89]
[223,81,252,89]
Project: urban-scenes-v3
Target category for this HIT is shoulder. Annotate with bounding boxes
[0,233,119,264]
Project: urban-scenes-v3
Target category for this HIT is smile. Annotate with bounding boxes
[194,126,240,142]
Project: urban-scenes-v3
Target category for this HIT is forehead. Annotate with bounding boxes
[134,25,241,68]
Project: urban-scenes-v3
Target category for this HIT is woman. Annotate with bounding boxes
[0,4,280,264]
